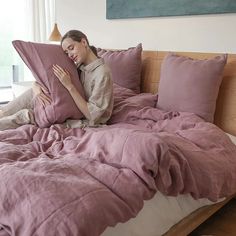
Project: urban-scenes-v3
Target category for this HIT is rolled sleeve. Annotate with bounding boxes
[87,73,113,125]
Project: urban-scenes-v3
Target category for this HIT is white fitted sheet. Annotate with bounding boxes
[101,133,236,236]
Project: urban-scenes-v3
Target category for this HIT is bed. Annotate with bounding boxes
[103,50,236,236]
[0,48,236,236]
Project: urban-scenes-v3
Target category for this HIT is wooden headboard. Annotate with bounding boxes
[140,51,236,136]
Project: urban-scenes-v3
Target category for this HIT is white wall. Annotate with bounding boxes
[57,0,236,53]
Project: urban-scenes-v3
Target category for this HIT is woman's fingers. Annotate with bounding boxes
[40,85,49,94]
[65,69,70,75]
[53,69,61,80]
[52,64,74,91]
[38,93,51,107]
[42,93,51,104]
[53,64,65,76]
[53,64,63,71]
[53,64,70,79]
[32,82,49,97]
[32,82,51,107]
[32,82,41,96]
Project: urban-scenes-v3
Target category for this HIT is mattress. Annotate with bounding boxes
[101,133,236,236]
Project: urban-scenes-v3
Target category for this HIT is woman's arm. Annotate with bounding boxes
[32,82,51,107]
[52,64,91,120]
[66,85,91,120]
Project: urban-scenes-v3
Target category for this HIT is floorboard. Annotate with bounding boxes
[189,198,236,236]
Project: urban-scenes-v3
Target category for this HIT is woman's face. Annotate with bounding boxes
[61,37,88,66]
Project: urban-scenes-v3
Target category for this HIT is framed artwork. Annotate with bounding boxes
[106,0,236,19]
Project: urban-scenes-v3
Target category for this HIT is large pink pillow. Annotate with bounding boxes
[12,40,85,128]
[157,53,227,122]
[97,44,142,93]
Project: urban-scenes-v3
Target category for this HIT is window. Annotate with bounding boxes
[0,0,54,103]
[0,0,31,89]
[0,1,33,102]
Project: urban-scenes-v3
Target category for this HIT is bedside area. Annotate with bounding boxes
[11,81,34,98]
[0,81,34,105]
[0,88,14,105]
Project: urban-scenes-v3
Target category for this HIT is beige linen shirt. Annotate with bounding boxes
[66,58,114,128]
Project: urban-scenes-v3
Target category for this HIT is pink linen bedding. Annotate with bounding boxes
[0,91,236,236]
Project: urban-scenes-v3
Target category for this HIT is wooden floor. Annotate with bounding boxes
[188,198,236,236]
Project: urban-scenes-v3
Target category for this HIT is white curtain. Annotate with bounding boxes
[27,0,55,43]
[18,0,55,81]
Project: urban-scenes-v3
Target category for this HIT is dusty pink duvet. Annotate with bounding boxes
[0,92,236,236]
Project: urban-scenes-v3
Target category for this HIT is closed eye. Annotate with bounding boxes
[64,44,74,56]
[68,45,74,51]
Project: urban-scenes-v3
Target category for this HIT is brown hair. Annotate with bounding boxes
[61,30,97,56]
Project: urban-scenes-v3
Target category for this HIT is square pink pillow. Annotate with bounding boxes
[12,40,85,128]
[97,44,142,93]
[157,53,227,122]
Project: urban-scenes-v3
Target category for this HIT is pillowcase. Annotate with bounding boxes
[126,93,157,108]
[109,84,158,125]
[113,83,137,104]
[97,43,142,93]
[157,53,227,122]
[12,40,85,128]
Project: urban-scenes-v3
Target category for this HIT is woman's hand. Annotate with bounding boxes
[53,64,74,90]
[32,82,51,107]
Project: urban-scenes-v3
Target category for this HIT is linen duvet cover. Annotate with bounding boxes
[0,88,236,236]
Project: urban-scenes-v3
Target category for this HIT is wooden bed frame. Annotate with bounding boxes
[140,50,236,235]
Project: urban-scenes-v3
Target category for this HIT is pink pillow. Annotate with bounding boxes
[157,53,227,122]
[126,93,157,108]
[97,44,142,93]
[12,40,85,128]
[113,83,137,103]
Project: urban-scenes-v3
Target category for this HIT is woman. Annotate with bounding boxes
[0,30,114,130]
